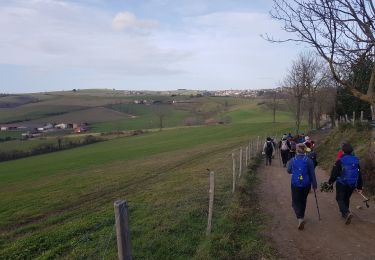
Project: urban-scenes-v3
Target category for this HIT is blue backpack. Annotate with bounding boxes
[291,156,310,187]
[337,155,359,188]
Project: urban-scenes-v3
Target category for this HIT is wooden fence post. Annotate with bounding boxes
[245,146,248,167]
[114,200,132,260]
[352,111,355,125]
[257,136,260,152]
[345,114,349,122]
[206,171,215,235]
[239,148,243,177]
[249,142,252,159]
[361,111,364,122]
[232,153,236,193]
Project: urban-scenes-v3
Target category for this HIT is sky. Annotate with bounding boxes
[0,0,306,93]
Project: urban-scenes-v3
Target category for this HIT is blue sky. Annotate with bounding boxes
[0,0,305,93]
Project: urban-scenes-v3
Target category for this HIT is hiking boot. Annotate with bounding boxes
[345,213,353,225]
[297,218,305,230]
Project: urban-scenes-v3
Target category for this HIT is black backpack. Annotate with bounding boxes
[265,142,273,154]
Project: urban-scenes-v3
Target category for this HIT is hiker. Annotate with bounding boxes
[298,133,305,144]
[272,137,278,150]
[279,137,291,167]
[287,143,317,230]
[304,136,315,149]
[289,137,296,159]
[328,143,363,224]
[305,142,318,168]
[263,137,275,166]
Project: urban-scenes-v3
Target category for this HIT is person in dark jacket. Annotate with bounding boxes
[329,143,363,224]
[263,137,275,166]
[305,142,318,168]
[287,143,317,230]
[289,137,296,159]
[279,137,291,167]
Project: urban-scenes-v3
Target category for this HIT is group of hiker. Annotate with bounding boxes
[262,133,363,230]
[262,133,315,167]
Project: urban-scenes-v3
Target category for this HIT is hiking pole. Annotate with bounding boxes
[357,191,370,208]
[313,189,321,221]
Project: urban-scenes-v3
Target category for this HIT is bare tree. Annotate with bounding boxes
[283,53,312,133]
[154,105,169,131]
[314,80,338,128]
[302,54,329,130]
[269,0,375,106]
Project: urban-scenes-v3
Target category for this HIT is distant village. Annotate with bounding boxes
[0,122,89,138]
[125,88,281,98]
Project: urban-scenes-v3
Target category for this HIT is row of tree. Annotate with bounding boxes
[270,0,375,133]
[282,52,372,133]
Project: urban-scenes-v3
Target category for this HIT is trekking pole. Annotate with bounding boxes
[313,189,321,221]
[357,191,370,208]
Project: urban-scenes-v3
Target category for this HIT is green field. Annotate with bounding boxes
[0,131,24,139]
[0,95,295,259]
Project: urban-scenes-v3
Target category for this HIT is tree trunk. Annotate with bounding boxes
[315,103,323,129]
[308,102,314,130]
[296,97,301,134]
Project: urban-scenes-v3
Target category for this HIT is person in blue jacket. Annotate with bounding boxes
[328,143,363,225]
[287,143,317,230]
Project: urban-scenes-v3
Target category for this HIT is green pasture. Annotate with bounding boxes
[0,135,90,154]
[93,97,293,132]
[0,131,23,139]
[92,105,191,132]
[0,104,84,124]
[0,120,294,259]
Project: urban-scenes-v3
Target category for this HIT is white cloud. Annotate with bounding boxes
[0,1,187,76]
[0,0,304,91]
[112,11,159,31]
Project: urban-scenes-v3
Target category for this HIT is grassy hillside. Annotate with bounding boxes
[0,94,295,259]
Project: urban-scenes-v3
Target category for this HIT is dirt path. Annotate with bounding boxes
[258,153,375,260]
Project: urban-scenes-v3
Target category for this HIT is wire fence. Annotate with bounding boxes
[69,132,290,259]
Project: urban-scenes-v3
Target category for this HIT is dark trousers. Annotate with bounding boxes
[289,151,296,159]
[291,185,311,219]
[336,182,354,217]
[281,150,289,165]
[266,153,272,165]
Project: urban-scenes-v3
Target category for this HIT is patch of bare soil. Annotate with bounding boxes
[258,153,375,260]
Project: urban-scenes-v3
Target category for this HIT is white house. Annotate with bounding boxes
[55,123,67,129]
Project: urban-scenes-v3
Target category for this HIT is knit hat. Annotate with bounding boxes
[342,143,353,154]
[296,143,306,154]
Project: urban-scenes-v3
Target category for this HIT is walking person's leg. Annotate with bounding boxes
[300,186,311,217]
[281,150,288,167]
[336,182,351,222]
[344,187,354,209]
[269,154,272,165]
[343,186,354,224]
[291,186,306,230]
[266,153,272,166]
